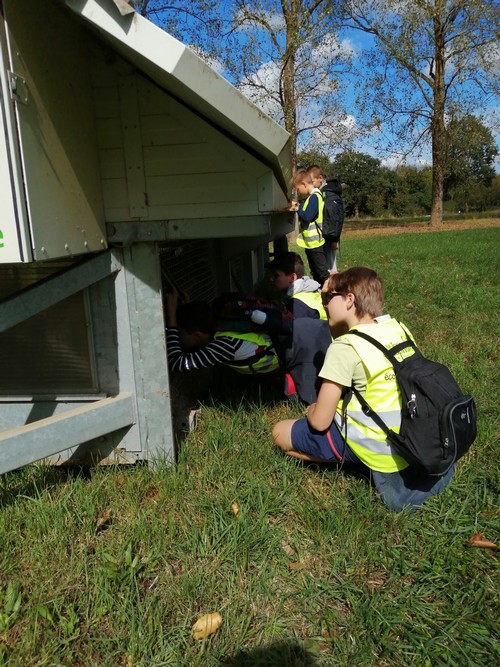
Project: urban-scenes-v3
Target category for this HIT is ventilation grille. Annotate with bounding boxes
[0,263,96,395]
[159,241,219,304]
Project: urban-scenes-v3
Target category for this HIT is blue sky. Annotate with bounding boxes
[144,2,499,171]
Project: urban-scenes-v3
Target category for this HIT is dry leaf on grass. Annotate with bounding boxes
[231,501,240,518]
[95,509,112,532]
[281,540,296,558]
[192,612,222,640]
[288,556,312,572]
[468,533,498,549]
[146,487,161,504]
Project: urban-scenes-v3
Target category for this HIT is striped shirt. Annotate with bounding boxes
[166,327,244,372]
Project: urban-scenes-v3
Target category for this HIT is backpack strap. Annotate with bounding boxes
[345,328,413,447]
[347,328,418,369]
[351,385,401,447]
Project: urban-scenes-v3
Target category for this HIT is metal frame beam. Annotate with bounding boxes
[0,250,121,333]
[0,392,135,474]
[106,212,294,244]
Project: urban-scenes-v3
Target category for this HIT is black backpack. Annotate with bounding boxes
[321,178,345,242]
[212,293,293,336]
[347,328,477,476]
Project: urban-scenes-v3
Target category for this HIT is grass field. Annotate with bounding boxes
[0,227,498,666]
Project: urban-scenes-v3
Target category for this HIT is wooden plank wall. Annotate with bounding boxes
[90,42,272,224]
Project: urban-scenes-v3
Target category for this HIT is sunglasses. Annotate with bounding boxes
[321,291,344,306]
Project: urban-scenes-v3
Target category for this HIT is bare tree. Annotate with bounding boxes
[342,0,499,225]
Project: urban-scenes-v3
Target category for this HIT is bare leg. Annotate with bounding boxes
[272,419,331,463]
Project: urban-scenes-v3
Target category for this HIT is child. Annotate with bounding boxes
[165,288,331,405]
[292,170,329,286]
[267,251,327,320]
[271,267,455,512]
[308,165,346,273]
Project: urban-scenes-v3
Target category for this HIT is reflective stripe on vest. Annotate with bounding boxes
[336,319,415,472]
[214,330,279,374]
[296,191,325,249]
[291,291,327,320]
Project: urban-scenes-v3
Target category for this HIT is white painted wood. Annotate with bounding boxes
[0,19,31,263]
[91,49,290,222]
[118,74,148,218]
[4,0,106,259]
[63,0,291,179]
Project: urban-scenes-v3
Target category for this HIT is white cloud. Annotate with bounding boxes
[312,33,356,62]
[380,153,431,168]
[238,61,283,119]
[189,45,227,76]
[233,8,285,33]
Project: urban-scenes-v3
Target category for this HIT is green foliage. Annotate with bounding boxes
[299,147,498,218]
[0,227,498,665]
[444,114,499,202]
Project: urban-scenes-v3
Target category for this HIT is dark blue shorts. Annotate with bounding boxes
[290,418,360,463]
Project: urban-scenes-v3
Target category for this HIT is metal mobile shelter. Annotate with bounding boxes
[0,0,293,474]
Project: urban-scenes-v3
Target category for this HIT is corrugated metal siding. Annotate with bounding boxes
[0,264,96,395]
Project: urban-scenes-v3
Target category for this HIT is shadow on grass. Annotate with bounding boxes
[208,366,291,410]
[220,640,318,666]
[0,463,95,509]
[0,465,76,508]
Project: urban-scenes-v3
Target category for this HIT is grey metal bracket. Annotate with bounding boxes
[8,71,28,105]
[0,249,121,333]
[0,392,136,474]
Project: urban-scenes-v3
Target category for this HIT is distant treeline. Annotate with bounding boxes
[299,151,500,219]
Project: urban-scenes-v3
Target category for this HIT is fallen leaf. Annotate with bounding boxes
[405,303,414,309]
[468,533,498,549]
[231,501,240,518]
[95,509,112,532]
[281,540,295,558]
[288,555,312,572]
[192,612,222,640]
[146,487,160,504]
[116,474,125,487]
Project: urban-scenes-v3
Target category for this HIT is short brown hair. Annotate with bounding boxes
[307,165,324,181]
[327,267,384,318]
[292,169,312,187]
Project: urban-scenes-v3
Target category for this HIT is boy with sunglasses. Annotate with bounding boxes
[272,266,454,512]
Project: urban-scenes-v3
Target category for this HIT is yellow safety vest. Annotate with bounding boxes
[296,191,325,249]
[335,319,416,472]
[291,291,327,320]
[214,330,279,374]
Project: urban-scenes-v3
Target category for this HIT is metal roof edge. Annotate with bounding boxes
[60,0,292,190]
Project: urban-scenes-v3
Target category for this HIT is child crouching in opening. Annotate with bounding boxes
[271,267,455,512]
[165,288,331,405]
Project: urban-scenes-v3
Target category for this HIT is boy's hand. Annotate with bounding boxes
[166,288,179,326]
[289,200,298,211]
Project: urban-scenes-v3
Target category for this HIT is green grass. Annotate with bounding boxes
[0,227,499,666]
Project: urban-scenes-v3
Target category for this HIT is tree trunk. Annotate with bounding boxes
[281,1,299,170]
[429,1,446,227]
